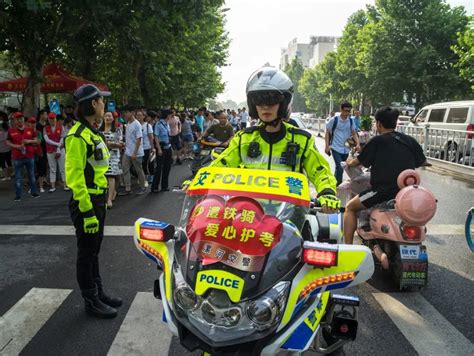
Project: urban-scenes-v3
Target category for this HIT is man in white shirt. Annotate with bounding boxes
[120,106,147,195]
[239,107,249,130]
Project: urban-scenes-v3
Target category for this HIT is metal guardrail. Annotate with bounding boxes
[303,118,474,169]
[397,125,473,167]
[304,118,327,137]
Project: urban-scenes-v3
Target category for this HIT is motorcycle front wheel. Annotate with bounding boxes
[308,326,346,356]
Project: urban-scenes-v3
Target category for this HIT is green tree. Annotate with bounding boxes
[334,10,369,108]
[284,58,307,113]
[0,0,229,113]
[452,19,474,92]
[0,1,66,115]
[301,0,472,114]
[299,52,342,116]
[300,67,327,115]
[366,0,470,109]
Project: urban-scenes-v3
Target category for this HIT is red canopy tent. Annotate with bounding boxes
[0,63,108,93]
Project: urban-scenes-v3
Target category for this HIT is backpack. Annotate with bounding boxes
[329,116,353,145]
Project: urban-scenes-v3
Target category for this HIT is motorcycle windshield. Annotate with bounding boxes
[175,167,311,301]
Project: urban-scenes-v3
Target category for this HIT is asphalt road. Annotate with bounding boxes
[0,152,473,355]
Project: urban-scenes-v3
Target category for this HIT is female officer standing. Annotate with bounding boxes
[65,84,122,318]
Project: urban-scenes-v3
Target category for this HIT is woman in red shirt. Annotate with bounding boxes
[6,112,40,201]
[44,112,68,192]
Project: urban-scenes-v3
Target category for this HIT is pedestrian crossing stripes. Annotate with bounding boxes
[107,292,172,355]
[0,224,466,236]
[373,293,474,356]
[1,287,473,355]
[0,288,72,355]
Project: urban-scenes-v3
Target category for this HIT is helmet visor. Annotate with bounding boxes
[251,91,284,106]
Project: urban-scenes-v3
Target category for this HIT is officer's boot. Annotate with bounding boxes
[94,278,123,308]
[81,286,117,318]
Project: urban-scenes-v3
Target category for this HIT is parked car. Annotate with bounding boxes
[289,113,307,130]
[410,101,474,162]
[397,115,412,126]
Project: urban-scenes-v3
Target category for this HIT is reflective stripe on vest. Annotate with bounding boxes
[241,154,302,171]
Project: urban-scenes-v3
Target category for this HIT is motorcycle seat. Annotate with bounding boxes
[371,199,396,211]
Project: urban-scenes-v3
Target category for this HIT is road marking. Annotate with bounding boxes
[0,224,465,236]
[373,293,474,356]
[0,288,72,355]
[0,225,134,236]
[107,292,172,356]
[427,224,464,235]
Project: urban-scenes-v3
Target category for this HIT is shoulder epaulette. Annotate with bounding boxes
[243,126,260,134]
[74,124,87,138]
[288,126,311,138]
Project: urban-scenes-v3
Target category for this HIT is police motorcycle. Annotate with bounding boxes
[190,138,226,177]
[133,167,374,355]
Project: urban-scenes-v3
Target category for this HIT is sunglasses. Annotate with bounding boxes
[252,92,284,106]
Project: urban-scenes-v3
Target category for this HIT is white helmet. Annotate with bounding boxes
[246,67,294,123]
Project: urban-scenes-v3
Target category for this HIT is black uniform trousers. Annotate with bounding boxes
[69,193,107,291]
[151,147,172,191]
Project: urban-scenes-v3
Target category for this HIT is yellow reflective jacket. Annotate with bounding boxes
[65,121,110,216]
[210,122,337,195]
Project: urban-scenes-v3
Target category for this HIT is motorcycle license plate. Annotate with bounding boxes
[400,245,420,259]
[399,245,428,287]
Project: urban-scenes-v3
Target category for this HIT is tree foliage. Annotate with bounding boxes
[0,0,229,115]
[284,58,307,113]
[300,53,338,115]
[452,19,474,92]
[300,0,472,114]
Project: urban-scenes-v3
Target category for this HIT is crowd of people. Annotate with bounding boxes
[0,105,252,203]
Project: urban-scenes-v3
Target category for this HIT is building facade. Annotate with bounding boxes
[280,36,338,69]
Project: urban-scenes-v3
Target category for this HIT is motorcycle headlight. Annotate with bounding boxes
[246,281,290,331]
[174,279,291,343]
[247,297,278,328]
[222,308,241,327]
[201,302,216,324]
[174,286,200,311]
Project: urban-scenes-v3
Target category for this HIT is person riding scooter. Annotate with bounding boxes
[209,67,340,213]
[343,107,427,244]
[201,110,234,147]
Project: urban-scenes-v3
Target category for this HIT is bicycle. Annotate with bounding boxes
[466,207,474,252]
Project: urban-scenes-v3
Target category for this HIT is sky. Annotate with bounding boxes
[217,0,473,104]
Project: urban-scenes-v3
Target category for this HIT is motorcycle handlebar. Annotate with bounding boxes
[310,200,345,214]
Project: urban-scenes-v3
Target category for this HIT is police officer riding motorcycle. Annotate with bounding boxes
[209,67,341,213]
[133,68,373,355]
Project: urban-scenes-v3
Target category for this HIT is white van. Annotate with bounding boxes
[411,101,474,162]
